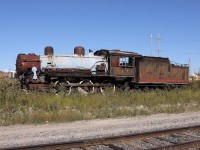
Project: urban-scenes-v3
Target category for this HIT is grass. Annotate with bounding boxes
[0,79,200,125]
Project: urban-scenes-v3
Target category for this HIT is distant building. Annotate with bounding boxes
[0,69,16,79]
[190,73,200,81]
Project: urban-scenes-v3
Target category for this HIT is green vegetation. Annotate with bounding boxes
[0,79,200,126]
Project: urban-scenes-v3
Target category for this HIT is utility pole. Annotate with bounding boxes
[150,33,153,56]
[158,33,160,57]
[189,58,191,76]
[150,33,162,57]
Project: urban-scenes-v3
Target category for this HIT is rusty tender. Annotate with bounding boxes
[16,46,189,94]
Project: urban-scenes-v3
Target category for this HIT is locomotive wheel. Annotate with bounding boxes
[22,89,28,94]
[100,81,115,95]
[121,82,130,91]
[78,80,95,95]
[54,81,72,95]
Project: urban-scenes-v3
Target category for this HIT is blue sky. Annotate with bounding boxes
[0,0,200,73]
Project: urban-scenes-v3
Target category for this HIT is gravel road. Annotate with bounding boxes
[0,111,200,149]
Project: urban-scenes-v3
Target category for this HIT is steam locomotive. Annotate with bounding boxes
[16,46,189,94]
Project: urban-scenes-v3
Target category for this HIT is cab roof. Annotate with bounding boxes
[94,49,142,57]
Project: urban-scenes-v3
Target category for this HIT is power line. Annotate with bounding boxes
[155,50,200,55]
[161,39,200,43]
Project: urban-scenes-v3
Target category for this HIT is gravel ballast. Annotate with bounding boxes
[0,112,200,148]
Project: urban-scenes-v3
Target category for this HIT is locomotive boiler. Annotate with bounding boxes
[16,46,189,94]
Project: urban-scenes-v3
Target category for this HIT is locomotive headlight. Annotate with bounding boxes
[32,67,37,80]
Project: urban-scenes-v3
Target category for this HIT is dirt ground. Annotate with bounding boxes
[0,111,200,148]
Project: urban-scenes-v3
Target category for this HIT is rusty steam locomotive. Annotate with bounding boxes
[16,46,189,94]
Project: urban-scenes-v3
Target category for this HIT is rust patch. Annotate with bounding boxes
[16,54,40,76]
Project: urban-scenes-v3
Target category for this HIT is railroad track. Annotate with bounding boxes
[3,125,200,150]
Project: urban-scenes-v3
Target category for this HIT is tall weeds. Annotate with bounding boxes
[0,79,200,125]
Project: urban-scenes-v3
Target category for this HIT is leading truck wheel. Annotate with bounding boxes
[100,81,115,95]
[78,80,94,95]
[54,81,72,95]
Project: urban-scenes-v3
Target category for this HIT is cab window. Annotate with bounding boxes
[119,57,133,67]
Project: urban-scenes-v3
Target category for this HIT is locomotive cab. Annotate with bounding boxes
[94,49,142,81]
